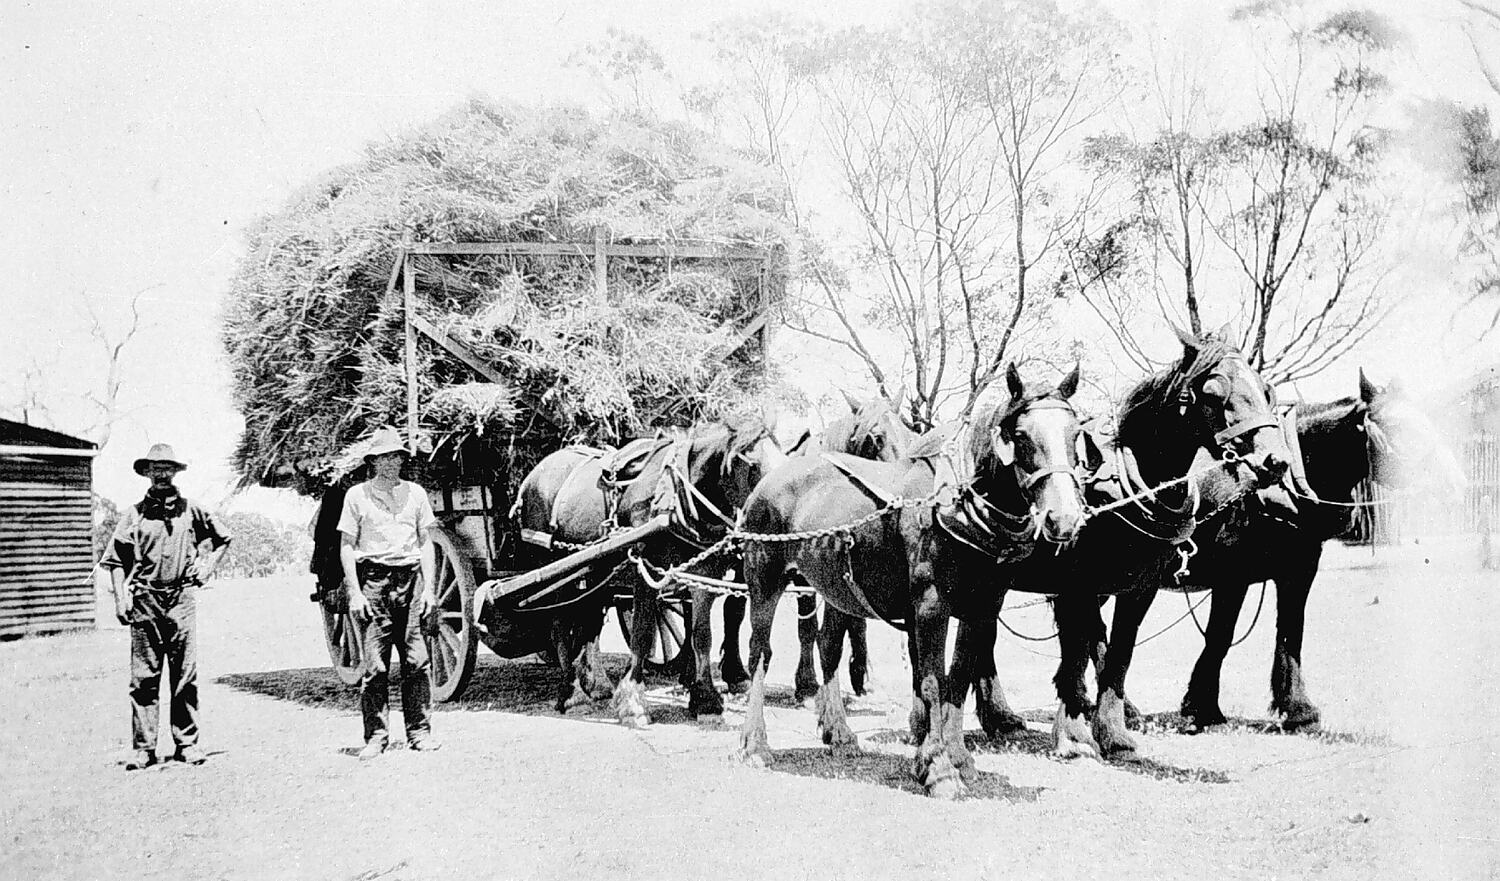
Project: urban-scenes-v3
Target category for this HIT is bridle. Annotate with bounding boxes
[1178,357,1280,463]
[990,396,1089,540]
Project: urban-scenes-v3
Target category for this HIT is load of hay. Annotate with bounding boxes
[222,99,805,494]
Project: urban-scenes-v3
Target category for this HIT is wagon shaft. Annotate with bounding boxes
[481,513,672,610]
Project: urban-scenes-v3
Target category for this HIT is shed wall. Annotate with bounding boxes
[0,454,95,638]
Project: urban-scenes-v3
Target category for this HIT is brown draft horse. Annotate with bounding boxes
[508,416,786,722]
[736,365,1089,798]
[719,394,917,699]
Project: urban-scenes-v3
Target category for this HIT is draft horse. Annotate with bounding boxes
[1176,369,1463,730]
[1035,328,1294,760]
[736,364,1090,798]
[508,416,786,723]
[719,393,917,699]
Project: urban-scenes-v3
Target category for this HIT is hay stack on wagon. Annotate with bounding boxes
[222,99,806,495]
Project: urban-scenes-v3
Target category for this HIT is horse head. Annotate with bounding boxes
[1358,369,1465,498]
[685,414,788,525]
[826,395,916,462]
[975,363,1094,545]
[1118,326,1293,498]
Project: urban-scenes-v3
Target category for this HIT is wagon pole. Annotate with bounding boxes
[402,244,419,447]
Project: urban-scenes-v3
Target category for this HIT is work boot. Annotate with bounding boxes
[125,750,156,771]
[408,738,442,753]
[358,740,386,761]
[174,746,207,765]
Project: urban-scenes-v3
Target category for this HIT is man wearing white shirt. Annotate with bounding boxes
[337,428,440,759]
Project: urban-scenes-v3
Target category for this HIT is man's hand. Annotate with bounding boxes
[114,593,132,627]
[347,587,372,623]
[416,589,436,621]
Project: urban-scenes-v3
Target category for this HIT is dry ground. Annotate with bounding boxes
[2,538,1498,880]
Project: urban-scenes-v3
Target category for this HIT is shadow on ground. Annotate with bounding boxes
[217,652,774,722]
[764,746,1044,802]
[864,722,1235,785]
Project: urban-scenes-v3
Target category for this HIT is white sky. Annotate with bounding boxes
[2,0,1496,518]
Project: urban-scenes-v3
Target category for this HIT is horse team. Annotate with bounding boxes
[510,327,1428,798]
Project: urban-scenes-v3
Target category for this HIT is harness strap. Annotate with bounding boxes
[1213,416,1278,447]
[821,454,901,506]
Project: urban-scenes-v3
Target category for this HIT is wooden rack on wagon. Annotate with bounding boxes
[314,237,780,703]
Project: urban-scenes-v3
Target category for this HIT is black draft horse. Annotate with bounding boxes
[719,394,917,700]
[736,364,1089,798]
[1033,328,1294,760]
[1176,370,1461,730]
[507,416,786,724]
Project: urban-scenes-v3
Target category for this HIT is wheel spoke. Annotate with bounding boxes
[430,633,449,683]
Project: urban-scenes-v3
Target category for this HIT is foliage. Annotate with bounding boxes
[222,99,805,493]
[694,0,1113,428]
[92,493,119,562]
[1069,6,1398,383]
[215,512,309,579]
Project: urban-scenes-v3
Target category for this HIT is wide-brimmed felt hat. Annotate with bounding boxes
[362,427,411,462]
[133,443,187,475]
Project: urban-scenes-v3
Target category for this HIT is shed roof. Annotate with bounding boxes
[0,419,99,453]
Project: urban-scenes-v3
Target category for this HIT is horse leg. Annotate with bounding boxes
[794,593,820,703]
[611,580,657,728]
[845,613,871,695]
[1051,595,1100,760]
[736,564,783,768]
[1180,584,1248,729]
[686,587,724,721]
[814,603,859,756]
[910,587,969,799]
[552,615,595,715]
[953,615,1026,739]
[1271,551,1322,731]
[719,594,750,694]
[1086,597,1139,724]
[1091,588,1156,760]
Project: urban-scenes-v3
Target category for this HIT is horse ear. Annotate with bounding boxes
[990,426,1015,467]
[841,389,862,413]
[1172,324,1199,354]
[1359,368,1377,405]
[1006,363,1026,400]
[1057,363,1080,399]
[1077,430,1105,473]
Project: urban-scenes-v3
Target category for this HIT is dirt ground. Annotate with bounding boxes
[2,538,1498,881]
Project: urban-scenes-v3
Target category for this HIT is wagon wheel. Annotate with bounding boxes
[321,602,364,687]
[425,526,479,702]
[614,596,688,672]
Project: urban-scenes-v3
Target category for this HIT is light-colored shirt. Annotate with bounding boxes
[337,479,437,567]
[101,494,232,587]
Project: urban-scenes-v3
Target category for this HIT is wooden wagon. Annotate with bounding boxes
[314,240,778,701]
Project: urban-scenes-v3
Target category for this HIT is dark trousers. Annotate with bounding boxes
[357,562,432,745]
[129,588,198,752]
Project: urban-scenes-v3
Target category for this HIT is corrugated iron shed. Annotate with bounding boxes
[0,419,99,638]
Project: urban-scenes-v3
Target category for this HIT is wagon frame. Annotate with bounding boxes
[318,238,779,702]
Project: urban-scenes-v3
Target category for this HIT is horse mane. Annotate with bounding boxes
[1114,334,1235,450]
[1294,396,1360,433]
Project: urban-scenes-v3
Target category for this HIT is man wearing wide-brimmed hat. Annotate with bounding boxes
[101,443,233,771]
[337,427,440,759]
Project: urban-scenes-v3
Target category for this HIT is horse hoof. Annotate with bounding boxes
[725,680,750,696]
[980,711,1027,739]
[925,774,969,800]
[736,748,771,769]
[1282,715,1321,733]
